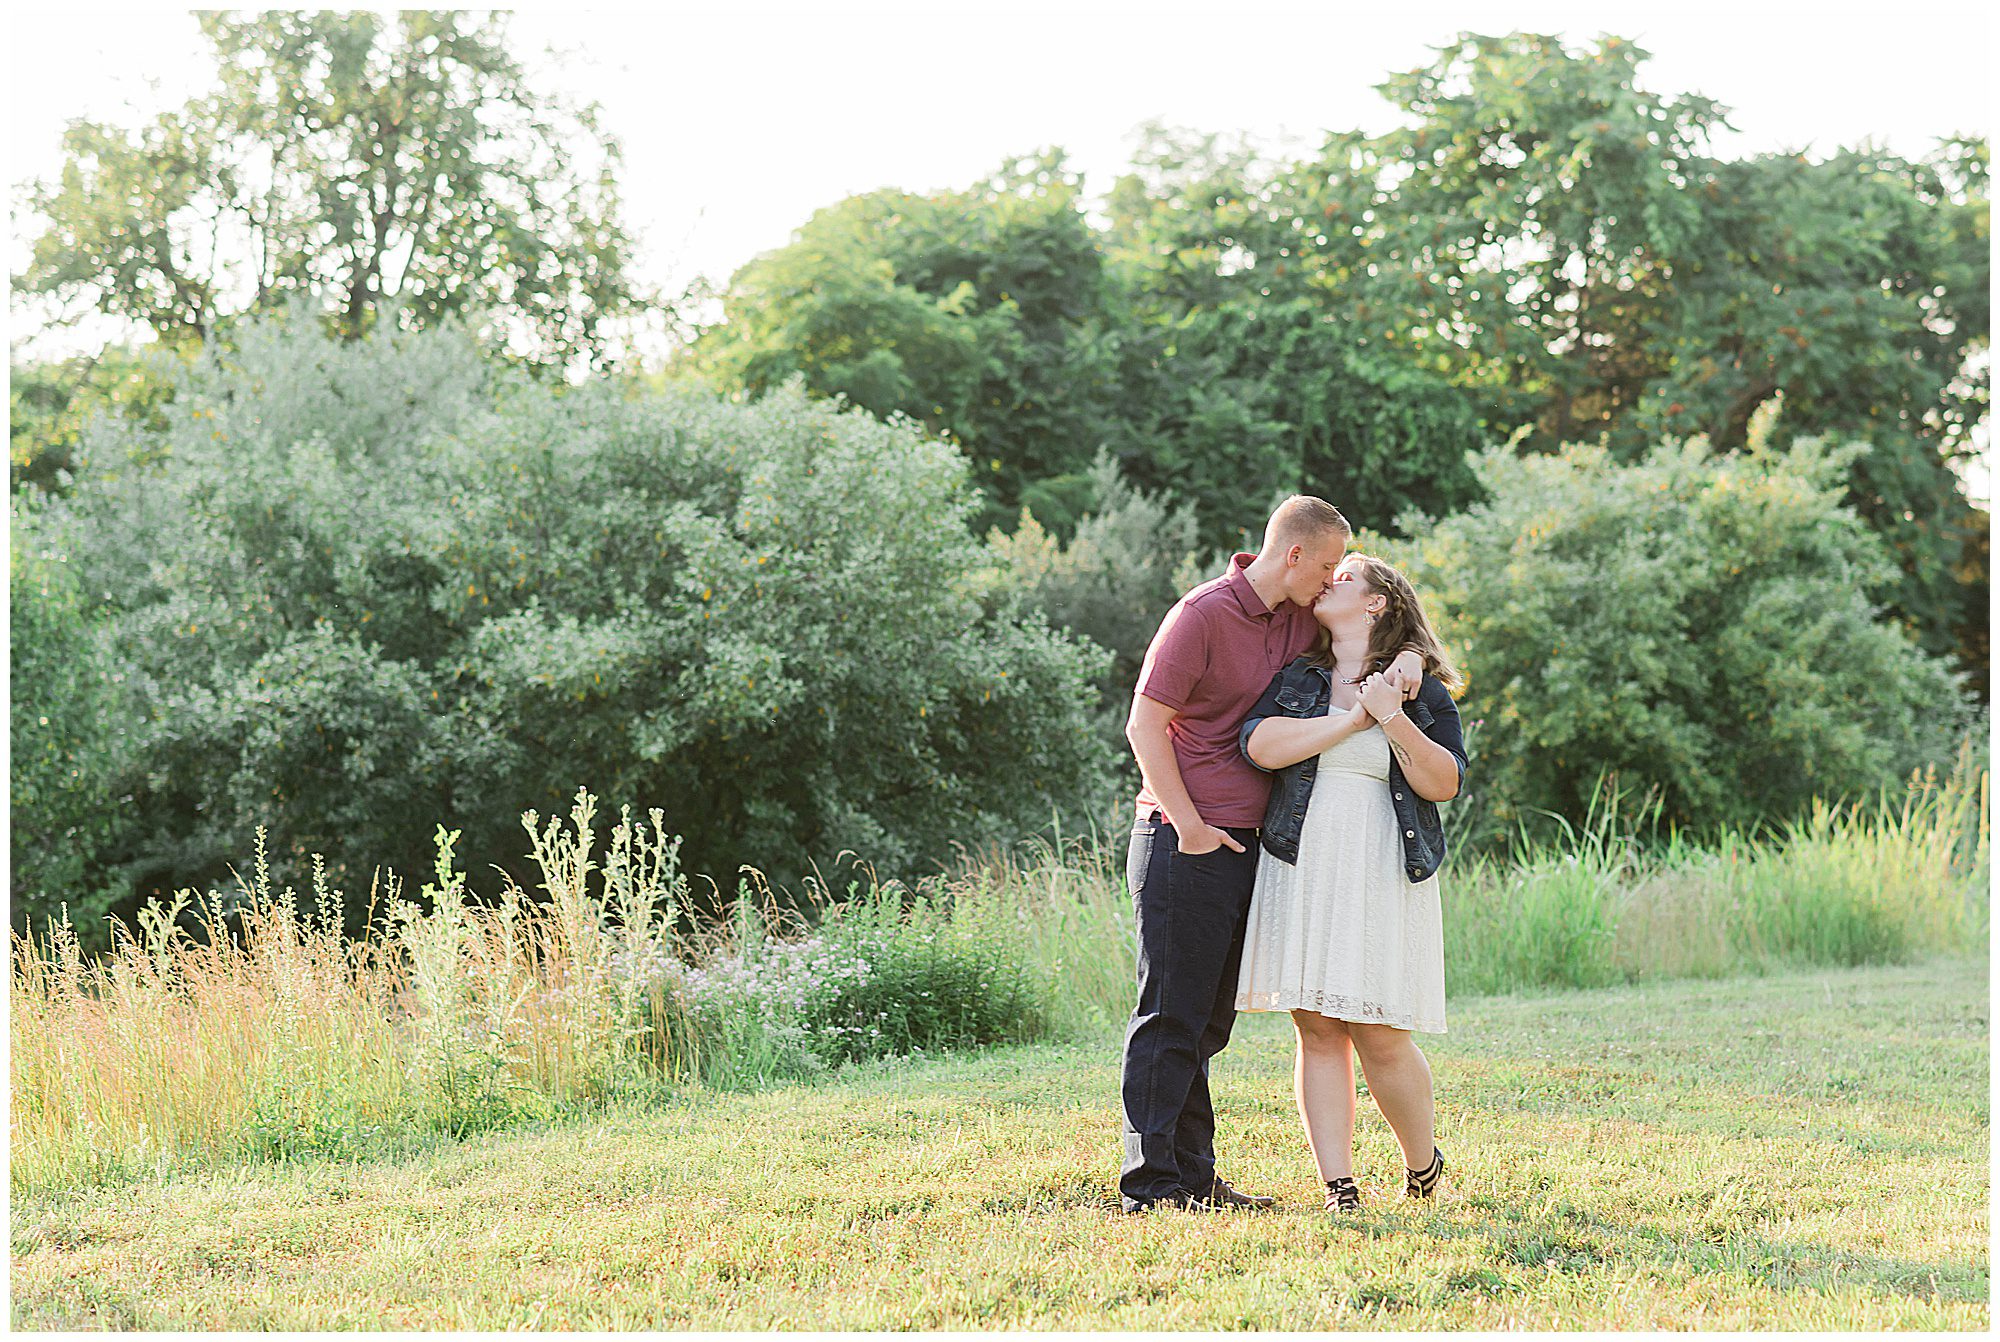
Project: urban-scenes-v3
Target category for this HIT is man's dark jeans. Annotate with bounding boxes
[1118,815,1260,1212]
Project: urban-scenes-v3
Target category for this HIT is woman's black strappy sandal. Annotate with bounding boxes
[1324,1176,1362,1212]
[1405,1146,1445,1199]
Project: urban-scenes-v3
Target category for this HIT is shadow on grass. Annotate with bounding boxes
[1337,1192,1992,1307]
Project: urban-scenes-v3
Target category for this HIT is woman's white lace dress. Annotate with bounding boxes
[1235,721,1446,1032]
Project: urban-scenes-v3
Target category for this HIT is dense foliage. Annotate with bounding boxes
[687,34,1989,686]
[8,24,1988,938]
[985,452,1209,708]
[1379,434,1974,839]
[9,344,187,491]
[9,314,1112,940]
[684,146,1489,541]
[680,152,1132,535]
[8,515,136,930]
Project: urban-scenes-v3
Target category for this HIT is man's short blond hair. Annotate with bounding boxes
[1264,496,1351,554]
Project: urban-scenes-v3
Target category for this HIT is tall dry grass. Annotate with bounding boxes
[1444,752,1989,995]
[11,790,1060,1195]
[11,793,699,1193]
[12,758,1987,1197]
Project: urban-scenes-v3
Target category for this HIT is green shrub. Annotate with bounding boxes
[8,506,135,944]
[813,884,1049,1059]
[987,451,1204,705]
[1384,436,1974,840]
[662,877,1051,1090]
[21,309,1114,928]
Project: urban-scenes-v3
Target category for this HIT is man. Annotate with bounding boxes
[1119,496,1423,1213]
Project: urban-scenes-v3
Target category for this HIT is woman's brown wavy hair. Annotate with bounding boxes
[1308,555,1464,693]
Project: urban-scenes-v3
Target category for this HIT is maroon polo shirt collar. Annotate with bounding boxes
[1224,552,1277,619]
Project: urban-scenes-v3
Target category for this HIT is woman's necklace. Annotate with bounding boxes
[1332,641,1372,685]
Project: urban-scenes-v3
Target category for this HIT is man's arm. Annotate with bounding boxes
[1387,646,1426,701]
[1127,694,1244,855]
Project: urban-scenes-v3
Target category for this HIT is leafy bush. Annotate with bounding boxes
[15,309,1113,931]
[987,451,1204,705]
[812,885,1049,1059]
[666,884,1050,1087]
[8,506,135,943]
[10,342,186,492]
[1383,436,1974,838]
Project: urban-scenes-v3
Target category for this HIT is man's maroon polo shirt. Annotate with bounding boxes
[1133,552,1322,828]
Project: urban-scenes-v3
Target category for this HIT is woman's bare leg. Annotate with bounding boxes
[1291,1010,1356,1181]
[1346,1021,1436,1169]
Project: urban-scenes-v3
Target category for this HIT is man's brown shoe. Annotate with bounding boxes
[1193,1177,1275,1210]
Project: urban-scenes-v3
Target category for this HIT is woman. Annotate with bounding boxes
[1233,553,1467,1214]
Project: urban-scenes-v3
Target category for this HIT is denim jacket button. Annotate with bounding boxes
[1393,792,1403,800]
[1405,829,1415,838]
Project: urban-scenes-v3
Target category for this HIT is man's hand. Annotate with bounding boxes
[1384,647,1426,701]
[1177,821,1246,856]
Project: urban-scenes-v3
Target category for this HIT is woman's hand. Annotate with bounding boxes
[1360,673,1404,723]
[1247,700,1377,771]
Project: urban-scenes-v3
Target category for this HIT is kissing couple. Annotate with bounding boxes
[1119,495,1467,1215]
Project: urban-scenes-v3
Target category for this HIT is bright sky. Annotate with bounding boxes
[6,1,1995,487]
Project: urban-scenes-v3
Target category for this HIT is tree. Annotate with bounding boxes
[987,451,1204,707]
[1325,34,1989,680]
[1635,145,1991,682]
[691,135,1491,542]
[684,150,1126,534]
[1349,34,1722,446]
[681,33,1988,687]
[1100,125,1490,538]
[17,11,640,369]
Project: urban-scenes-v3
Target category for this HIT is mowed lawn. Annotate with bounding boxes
[11,956,1988,1330]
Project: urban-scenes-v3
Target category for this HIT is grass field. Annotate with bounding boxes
[11,954,1987,1330]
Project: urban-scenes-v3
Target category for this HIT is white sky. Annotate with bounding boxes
[5,0,1995,490]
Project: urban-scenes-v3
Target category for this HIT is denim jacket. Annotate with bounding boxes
[1237,657,1468,881]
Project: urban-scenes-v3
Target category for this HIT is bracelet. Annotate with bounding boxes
[1378,709,1406,726]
